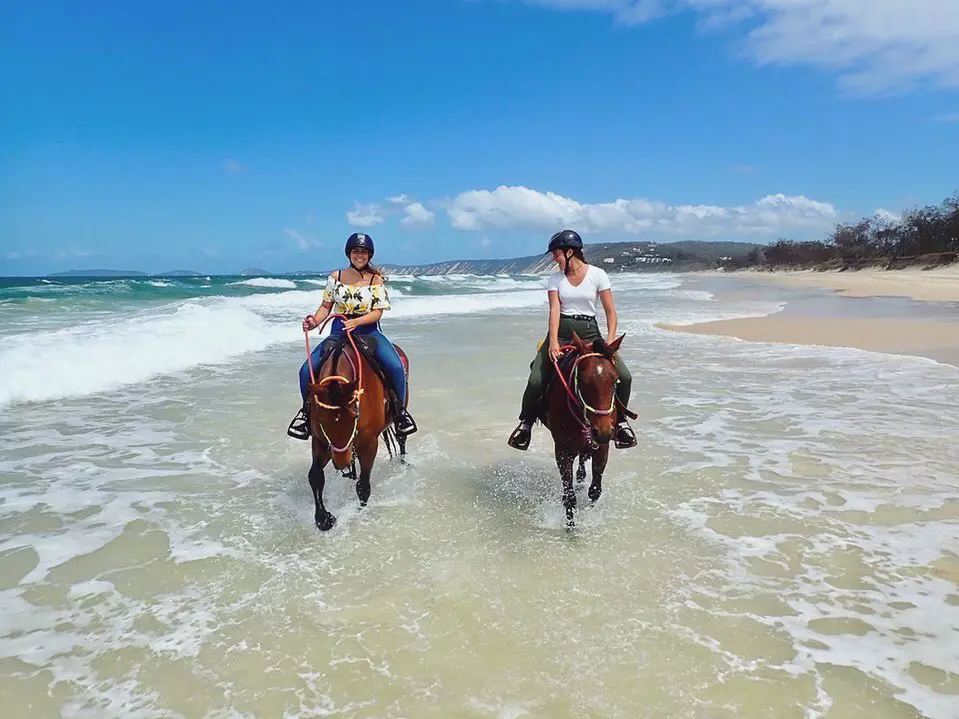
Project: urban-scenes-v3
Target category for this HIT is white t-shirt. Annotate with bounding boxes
[546,265,612,317]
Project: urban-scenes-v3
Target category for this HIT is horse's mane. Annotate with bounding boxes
[589,337,616,363]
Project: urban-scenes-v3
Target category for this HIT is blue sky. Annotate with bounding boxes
[3,0,958,275]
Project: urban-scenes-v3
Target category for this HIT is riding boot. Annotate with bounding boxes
[394,407,418,436]
[507,418,533,451]
[287,400,311,440]
[613,418,637,449]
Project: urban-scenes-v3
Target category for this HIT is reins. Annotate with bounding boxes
[551,344,620,446]
[304,313,367,455]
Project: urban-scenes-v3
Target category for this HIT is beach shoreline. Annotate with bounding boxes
[659,268,959,368]
[712,264,959,303]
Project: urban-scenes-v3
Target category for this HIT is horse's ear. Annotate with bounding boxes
[571,331,588,354]
[606,333,626,354]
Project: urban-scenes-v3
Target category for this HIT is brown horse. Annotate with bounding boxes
[304,328,410,531]
[540,331,629,527]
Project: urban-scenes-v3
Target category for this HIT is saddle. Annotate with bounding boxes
[315,334,404,417]
[533,347,579,425]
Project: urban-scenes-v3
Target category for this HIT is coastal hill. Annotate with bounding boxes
[46,268,204,278]
[47,269,149,278]
[43,240,761,279]
[360,240,761,276]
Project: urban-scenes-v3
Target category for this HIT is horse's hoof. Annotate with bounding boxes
[588,486,602,502]
[316,512,337,532]
[359,500,368,508]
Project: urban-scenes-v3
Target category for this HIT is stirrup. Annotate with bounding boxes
[394,409,418,437]
[287,408,310,440]
[613,422,636,449]
[507,422,531,451]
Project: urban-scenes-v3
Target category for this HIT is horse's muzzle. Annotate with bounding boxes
[590,427,613,447]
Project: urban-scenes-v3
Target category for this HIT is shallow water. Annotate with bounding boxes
[1,272,957,717]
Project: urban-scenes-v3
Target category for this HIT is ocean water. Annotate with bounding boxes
[1,272,957,718]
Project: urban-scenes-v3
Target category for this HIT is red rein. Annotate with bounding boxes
[304,313,365,394]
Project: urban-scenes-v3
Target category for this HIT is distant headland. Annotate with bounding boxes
[41,240,761,279]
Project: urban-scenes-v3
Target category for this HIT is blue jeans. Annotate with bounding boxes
[299,319,408,406]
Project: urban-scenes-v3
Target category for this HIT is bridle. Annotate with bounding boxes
[552,345,620,448]
[304,313,365,455]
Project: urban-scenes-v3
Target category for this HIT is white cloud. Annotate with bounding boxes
[400,201,435,227]
[439,184,838,238]
[874,208,902,224]
[284,228,322,250]
[346,203,385,227]
[521,1,959,94]
[349,195,435,226]
[933,112,959,123]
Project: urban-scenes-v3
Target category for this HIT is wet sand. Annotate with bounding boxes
[730,265,959,303]
[660,274,959,368]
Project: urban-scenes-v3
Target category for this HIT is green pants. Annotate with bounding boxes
[519,315,632,421]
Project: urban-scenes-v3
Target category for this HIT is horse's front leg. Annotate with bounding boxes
[309,442,336,531]
[355,435,378,507]
[576,452,589,483]
[555,444,577,527]
[588,444,609,503]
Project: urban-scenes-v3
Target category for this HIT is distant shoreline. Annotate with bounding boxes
[9,248,957,282]
[3,240,762,280]
[658,267,959,368]
[710,262,959,303]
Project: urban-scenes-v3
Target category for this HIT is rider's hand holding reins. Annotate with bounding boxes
[303,315,318,332]
[549,341,563,362]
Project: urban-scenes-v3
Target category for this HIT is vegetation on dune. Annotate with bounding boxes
[725,190,959,272]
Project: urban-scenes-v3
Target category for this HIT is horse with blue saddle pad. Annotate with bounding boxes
[287,232,416,531]
[288,232,417,441]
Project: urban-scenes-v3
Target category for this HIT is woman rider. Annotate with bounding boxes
[507,229,637,451]
[287,232,417,440]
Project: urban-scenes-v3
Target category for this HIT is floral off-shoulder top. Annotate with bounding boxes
[321,272,392,316]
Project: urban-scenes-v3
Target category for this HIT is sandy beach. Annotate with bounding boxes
[734,265,959,303]
[661,266,959,367]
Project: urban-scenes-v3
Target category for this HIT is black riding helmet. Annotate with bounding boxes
[546,229,583,253]
[345,232,375,259]
[547,229,584,273]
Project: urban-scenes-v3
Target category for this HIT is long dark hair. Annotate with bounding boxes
[563,248,588,275]
[348,254,384,280]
